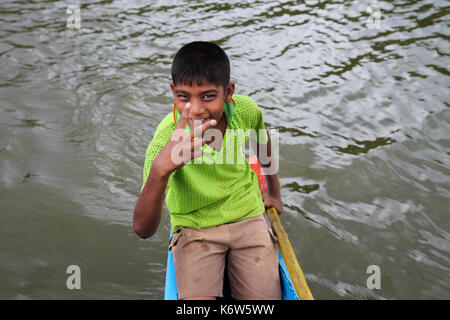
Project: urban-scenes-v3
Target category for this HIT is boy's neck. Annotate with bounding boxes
[218,112,228,131]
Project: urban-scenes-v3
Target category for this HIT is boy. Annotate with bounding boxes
[133,41,283,300]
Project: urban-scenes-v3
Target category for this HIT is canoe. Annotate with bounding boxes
[164,156,312,300]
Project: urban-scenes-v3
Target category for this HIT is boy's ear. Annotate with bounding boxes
[224,82,235,103]
[170,82,176,96]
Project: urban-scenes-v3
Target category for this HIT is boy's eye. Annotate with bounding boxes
[177,94,188,99]
[202,94,216,100]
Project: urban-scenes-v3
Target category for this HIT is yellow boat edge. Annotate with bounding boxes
[266,206,314,300]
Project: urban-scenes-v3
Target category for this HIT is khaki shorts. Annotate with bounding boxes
[168,213,281,300]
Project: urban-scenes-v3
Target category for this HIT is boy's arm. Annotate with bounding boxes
[133,157,171,239]
[133,103,217,239]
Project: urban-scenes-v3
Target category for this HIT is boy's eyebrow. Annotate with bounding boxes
[174,89,219,95]
[200,89,219,95]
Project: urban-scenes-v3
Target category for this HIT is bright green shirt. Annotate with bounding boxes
[141,95,268,232]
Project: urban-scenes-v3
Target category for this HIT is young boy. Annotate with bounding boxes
[133,41,283,300]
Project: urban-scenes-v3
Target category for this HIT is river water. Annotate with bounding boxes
[0,0,449,299]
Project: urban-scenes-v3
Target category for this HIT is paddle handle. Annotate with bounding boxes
[266,207,314,300]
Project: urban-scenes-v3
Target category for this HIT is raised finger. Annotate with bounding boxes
[176,103,191,129]
[191,137,205,150]
[191,140,204,159]
[191,118,217,139]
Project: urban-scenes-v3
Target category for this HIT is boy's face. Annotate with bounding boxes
[170,80,235,129]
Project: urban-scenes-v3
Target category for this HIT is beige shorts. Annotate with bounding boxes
[168,213,281,300]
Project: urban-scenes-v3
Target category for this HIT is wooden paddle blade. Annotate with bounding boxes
[266,207,314,300]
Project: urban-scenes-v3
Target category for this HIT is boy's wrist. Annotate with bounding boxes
[267,189,281,199]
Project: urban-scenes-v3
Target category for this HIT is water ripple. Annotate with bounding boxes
[0,0,449,299]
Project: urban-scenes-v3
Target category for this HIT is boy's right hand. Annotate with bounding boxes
[153,103,217,177]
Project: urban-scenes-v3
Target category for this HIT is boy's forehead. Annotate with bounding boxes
[173,80,223,93]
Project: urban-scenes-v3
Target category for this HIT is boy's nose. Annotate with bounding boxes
[188,101,205,116]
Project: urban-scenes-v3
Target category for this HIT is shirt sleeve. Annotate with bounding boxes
[254,102,268,145]
[141,113,175,192]
[238,95,268,145]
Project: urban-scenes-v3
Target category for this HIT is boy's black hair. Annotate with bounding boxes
[171,41,230,90]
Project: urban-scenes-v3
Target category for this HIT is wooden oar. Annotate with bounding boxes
[248,156,314,300]
[266,206,314,300]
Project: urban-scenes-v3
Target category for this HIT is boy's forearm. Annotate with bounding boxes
[265,173,281,196]
[133,159,170,239]
[258,129,280,195]
[257,130,282,214]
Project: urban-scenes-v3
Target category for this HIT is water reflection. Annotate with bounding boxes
[0,0,449,299]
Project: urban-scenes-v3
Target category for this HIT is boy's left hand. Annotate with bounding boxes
[264,193,283,215]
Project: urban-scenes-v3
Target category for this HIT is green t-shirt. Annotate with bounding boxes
[141,95,268,232]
